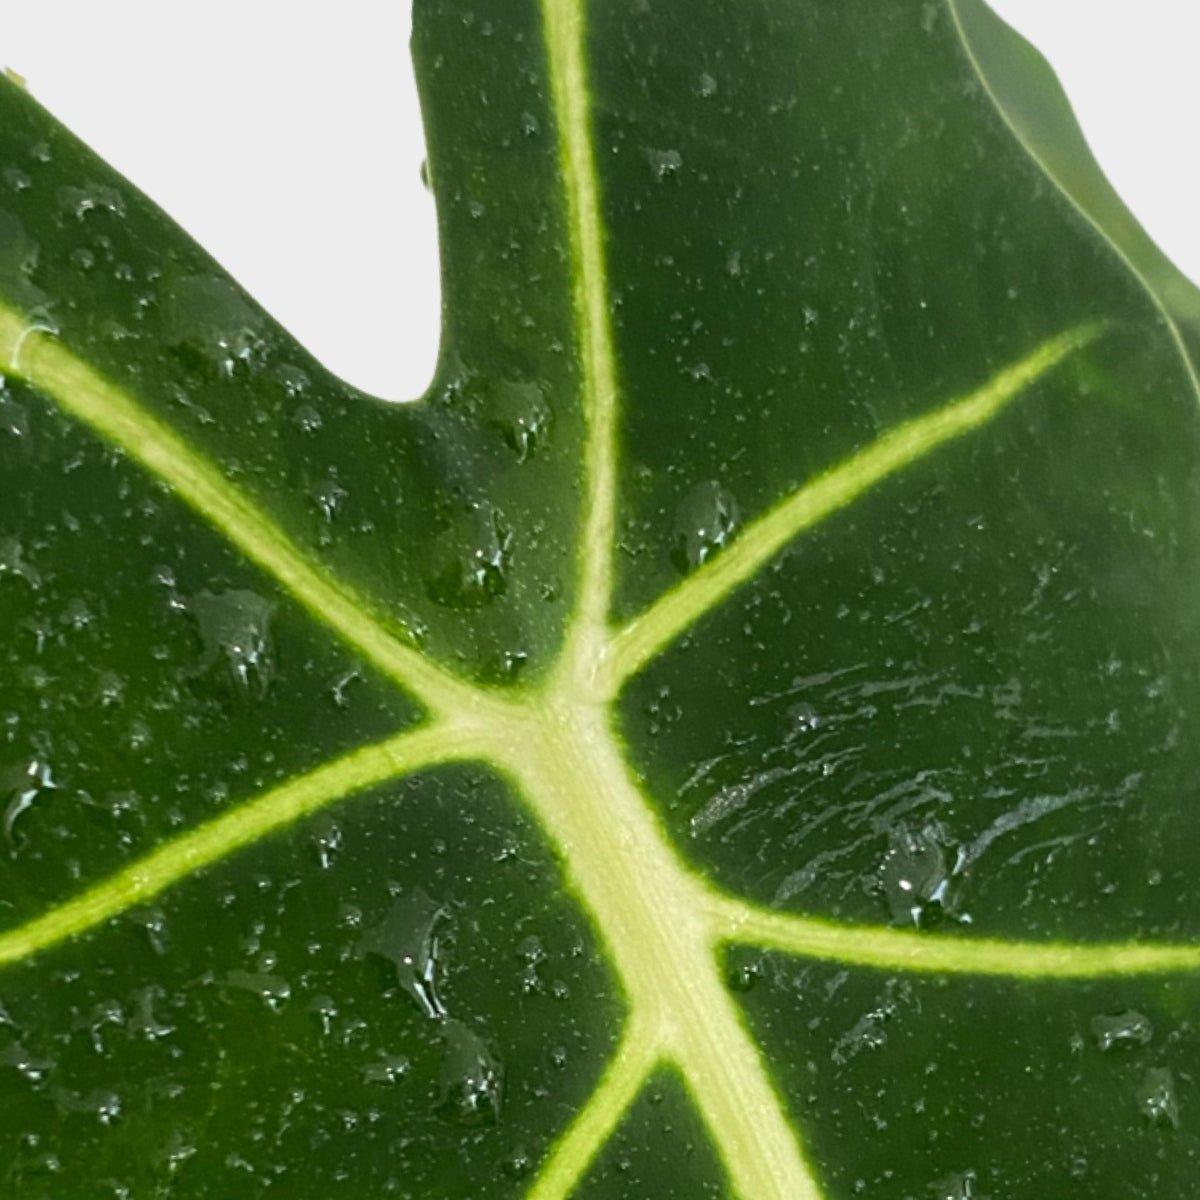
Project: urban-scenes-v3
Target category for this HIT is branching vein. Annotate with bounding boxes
[604,322,1105,692]
[526,1020,659,1200]
[708,894,1200,979]
[0,720,479,968]
[0,303,478,718]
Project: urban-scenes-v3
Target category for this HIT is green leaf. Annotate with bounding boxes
[2,2,1199,1197]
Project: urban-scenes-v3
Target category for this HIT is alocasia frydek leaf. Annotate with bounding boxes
[3,1,1200,1195]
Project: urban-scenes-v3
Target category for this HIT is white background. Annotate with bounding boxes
[3,2,1198,401]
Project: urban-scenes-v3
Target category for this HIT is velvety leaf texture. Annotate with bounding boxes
[2,2,1199,1198]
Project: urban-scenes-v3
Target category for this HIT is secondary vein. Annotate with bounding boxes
[0,305,478,718]
[711,897,1200,979]
[605,322,1104,691]
[525,1019,659,1200]
[0,721,479,968]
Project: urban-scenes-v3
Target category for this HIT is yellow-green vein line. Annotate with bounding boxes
[711,899,1200,979]
[541,0,623,675]
[526,1020,659,1200]
[0,721,476,968]
[0,306,476,717]
[605,322,1104,690]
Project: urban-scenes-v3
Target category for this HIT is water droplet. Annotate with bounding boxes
[187,589,275,699]
[645,147,683,180]
[310,473,348,523]
[427,503,512,610]
[129,986,174,1041]
[310,817,343,870]
[832,1001,893,1064]
[224,969,291,1011]
[0,209,49,310]
[363,1053,410,1085]
[0,537,40,588]
[436,1020,503,1127]
[519,111,540,137]
[358,890,449,1019]
[307,994,338,1037]
[0,1040,54,1084]
[2,167,31,192]
[789,702,820,735]
[163,274,268,379]
[0,390,29,439]
[696,72,718,98]
[480,649,529,685]
[56,183,125,222]
[272,362,310,399]
[1090,1010,1153,1052]
[930,1169,988,1199]
[1136,1066,1180,1128]
[671,480,740,574]
[293,404,322,433]
[724,952,764,994]
[491,380,552,461]
[516,935,547,994]
[1,757,56,845]
[878,823,958,928]
[502,1146,533,1179]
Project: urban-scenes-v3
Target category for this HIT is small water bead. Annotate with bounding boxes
[0,391,30,440]
[930,1169,989,1199]
[292,404,323,434]
[310,818,343,870]
[490,380,552,461]
[670,480,740,574]
[2,757,56,844]
[1136,1066,1180,1128]
[129,985,174,1041]
[187,589,275,699]
[0,209,49,310]
[56,183,125,222]
[646,147,683,180]
[502,1146,533,1179]
[2,167,31,192]
[877,822,959,929]
[224,969,291,1011]
[0,537,41,588]
[310,474,348,523]
[0,1040,54,1084]
[363,1053,410,1085]
[1090,1010,1153,1052]
[435,1020,503,1127]
[426,503,512,610]
[308,994,338,1036]
[358,890,449,1020]
[162,273,268,379]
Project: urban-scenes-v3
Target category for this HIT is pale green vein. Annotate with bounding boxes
[541,0,623,679]
[710,897,1200,979]
[604,322,1104,691]
[526,1020,659,1200]
[0,306,478,718]
[0,721,478,968]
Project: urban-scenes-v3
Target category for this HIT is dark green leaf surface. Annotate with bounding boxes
[2,2,1200,1197]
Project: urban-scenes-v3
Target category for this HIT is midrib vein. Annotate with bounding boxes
[498,699,823,1200]
[542,0,622,676]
